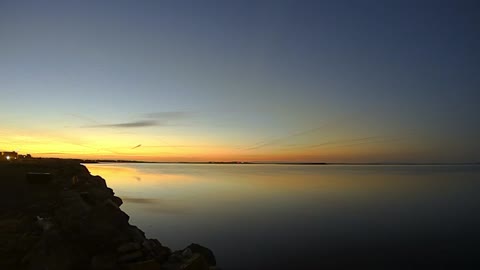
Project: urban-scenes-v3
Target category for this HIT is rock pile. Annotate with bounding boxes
[17,163,218,270]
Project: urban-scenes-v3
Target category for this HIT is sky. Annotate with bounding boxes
[0,0,479,162]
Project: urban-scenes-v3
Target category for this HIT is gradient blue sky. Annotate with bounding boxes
[1,0,479,162]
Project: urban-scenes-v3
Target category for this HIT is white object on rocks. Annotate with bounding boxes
[36,216,54,231]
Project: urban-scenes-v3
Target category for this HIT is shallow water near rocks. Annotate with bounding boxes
[85,163,480,269]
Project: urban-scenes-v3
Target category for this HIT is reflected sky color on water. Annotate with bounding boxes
[85,163,480,269]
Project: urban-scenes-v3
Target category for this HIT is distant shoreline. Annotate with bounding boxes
[80,159,480,166]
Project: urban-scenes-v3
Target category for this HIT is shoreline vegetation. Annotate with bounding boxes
[0,158,218,270]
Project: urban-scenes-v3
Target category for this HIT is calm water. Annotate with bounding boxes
[85,163,480,269]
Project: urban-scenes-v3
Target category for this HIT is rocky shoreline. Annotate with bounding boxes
[0,159,217,270]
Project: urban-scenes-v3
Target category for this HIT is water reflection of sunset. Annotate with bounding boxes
[85,163,467,213]
[87,163,195,185]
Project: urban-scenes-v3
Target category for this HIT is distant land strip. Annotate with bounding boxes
[75,159,480,166]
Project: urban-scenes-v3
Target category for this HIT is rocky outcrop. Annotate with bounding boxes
[10,162,218,270]
[184,244,216,266]
[163,245,217,270]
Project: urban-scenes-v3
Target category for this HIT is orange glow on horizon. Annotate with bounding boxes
[0,127,430,163]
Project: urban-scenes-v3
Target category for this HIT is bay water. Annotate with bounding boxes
[85,163,480,269]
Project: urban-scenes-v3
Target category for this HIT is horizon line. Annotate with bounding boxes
[77,159,480,165]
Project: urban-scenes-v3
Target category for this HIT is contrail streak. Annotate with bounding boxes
[131,144,142,149]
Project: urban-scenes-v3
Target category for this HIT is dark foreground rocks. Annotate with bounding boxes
[0,159,218,270]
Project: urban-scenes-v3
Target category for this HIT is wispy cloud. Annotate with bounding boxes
[81,111,192,129]
[84,120,157,128]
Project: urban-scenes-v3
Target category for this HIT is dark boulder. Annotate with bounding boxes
[112,196,123,207]
[55,191,91,232]
[180,253,210,270]
[185,243,216,266]
[80,202,131,250]
[86,188,114,203]
[90,175,108,188]
[117,242,142,254]
[143,239,171,263]
[118,250,144,263]
[128,225,147,243]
